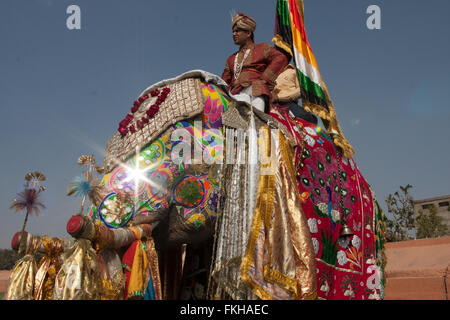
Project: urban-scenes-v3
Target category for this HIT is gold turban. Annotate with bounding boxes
[232,13,256,32]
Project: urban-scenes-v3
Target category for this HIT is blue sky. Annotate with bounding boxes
[1,0,449,248]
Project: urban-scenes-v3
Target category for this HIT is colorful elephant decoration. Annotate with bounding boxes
[6,70,386,300]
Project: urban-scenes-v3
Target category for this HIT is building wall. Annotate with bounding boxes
[384,236,450,300]
[413,194,450,235]
[0,270,11,297]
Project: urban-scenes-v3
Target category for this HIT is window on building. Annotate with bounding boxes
[438,201,449,207]
[422,204,434,210]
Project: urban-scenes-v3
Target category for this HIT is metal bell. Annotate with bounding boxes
[339,223,354,239]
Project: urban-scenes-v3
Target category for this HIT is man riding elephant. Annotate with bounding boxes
[222,13,289,113]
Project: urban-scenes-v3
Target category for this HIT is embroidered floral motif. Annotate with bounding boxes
[319,269,332,297]
[304,135,315,147]
[337,250,347,266]
[345,246,362,270]
[312,237,319,255]
[308,218,318,233]
[341,275,358,299]
[352,235,361,251]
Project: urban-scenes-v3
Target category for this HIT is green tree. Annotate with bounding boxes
[384,184,415,242]
[0,249,43,270]
[416,204,449,239]
[0,249,20,270]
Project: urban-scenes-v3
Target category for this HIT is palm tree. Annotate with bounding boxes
[10,172,46,254]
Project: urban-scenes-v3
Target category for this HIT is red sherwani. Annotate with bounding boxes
[222,43,289,100]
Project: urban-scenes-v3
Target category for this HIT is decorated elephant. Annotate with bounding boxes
[7,70,386,300]
[85,69,386,300]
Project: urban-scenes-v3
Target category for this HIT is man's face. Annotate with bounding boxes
[232,27,251,46]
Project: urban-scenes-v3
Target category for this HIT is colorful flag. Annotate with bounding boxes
[273,0,328,109]
[273,0,355,156]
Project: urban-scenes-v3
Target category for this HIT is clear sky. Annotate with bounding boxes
[1,0,449,249]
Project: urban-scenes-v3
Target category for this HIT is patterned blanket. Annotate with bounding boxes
[269,107,386,300]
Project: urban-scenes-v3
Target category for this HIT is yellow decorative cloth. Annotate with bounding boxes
[34,236,64,300]
[127,240,149,299]
[5,234,40,300]
[145,237,162,300]
[98,248,125,300]
[90,222,124,300]
[5,255,37,300]
[240,126,317,300]
[52,239,100,300]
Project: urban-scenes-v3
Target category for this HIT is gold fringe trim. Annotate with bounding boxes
[146,237,162,300]
[279,131,297,184]
[303,291,318,300]
[34,236,63,300]
[98,277,121,300]
[263,266,297,296]
[303,101,355,158]
[272,34,293,57]
[210,259,253,300]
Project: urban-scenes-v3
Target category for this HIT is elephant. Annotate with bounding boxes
[8,70,385,300]
[85,69,386,300]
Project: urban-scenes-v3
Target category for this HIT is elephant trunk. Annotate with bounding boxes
[66,214,152,249]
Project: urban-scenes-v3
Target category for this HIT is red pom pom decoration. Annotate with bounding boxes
[118,126,128,136]
[119,87,170,138]
[119,119,129,128]
[146,105,159,118]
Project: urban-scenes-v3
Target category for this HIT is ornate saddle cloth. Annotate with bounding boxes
[103,70,297,173]
[104,71,228,173]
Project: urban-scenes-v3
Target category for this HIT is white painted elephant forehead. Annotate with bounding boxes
[104,70,230,173]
